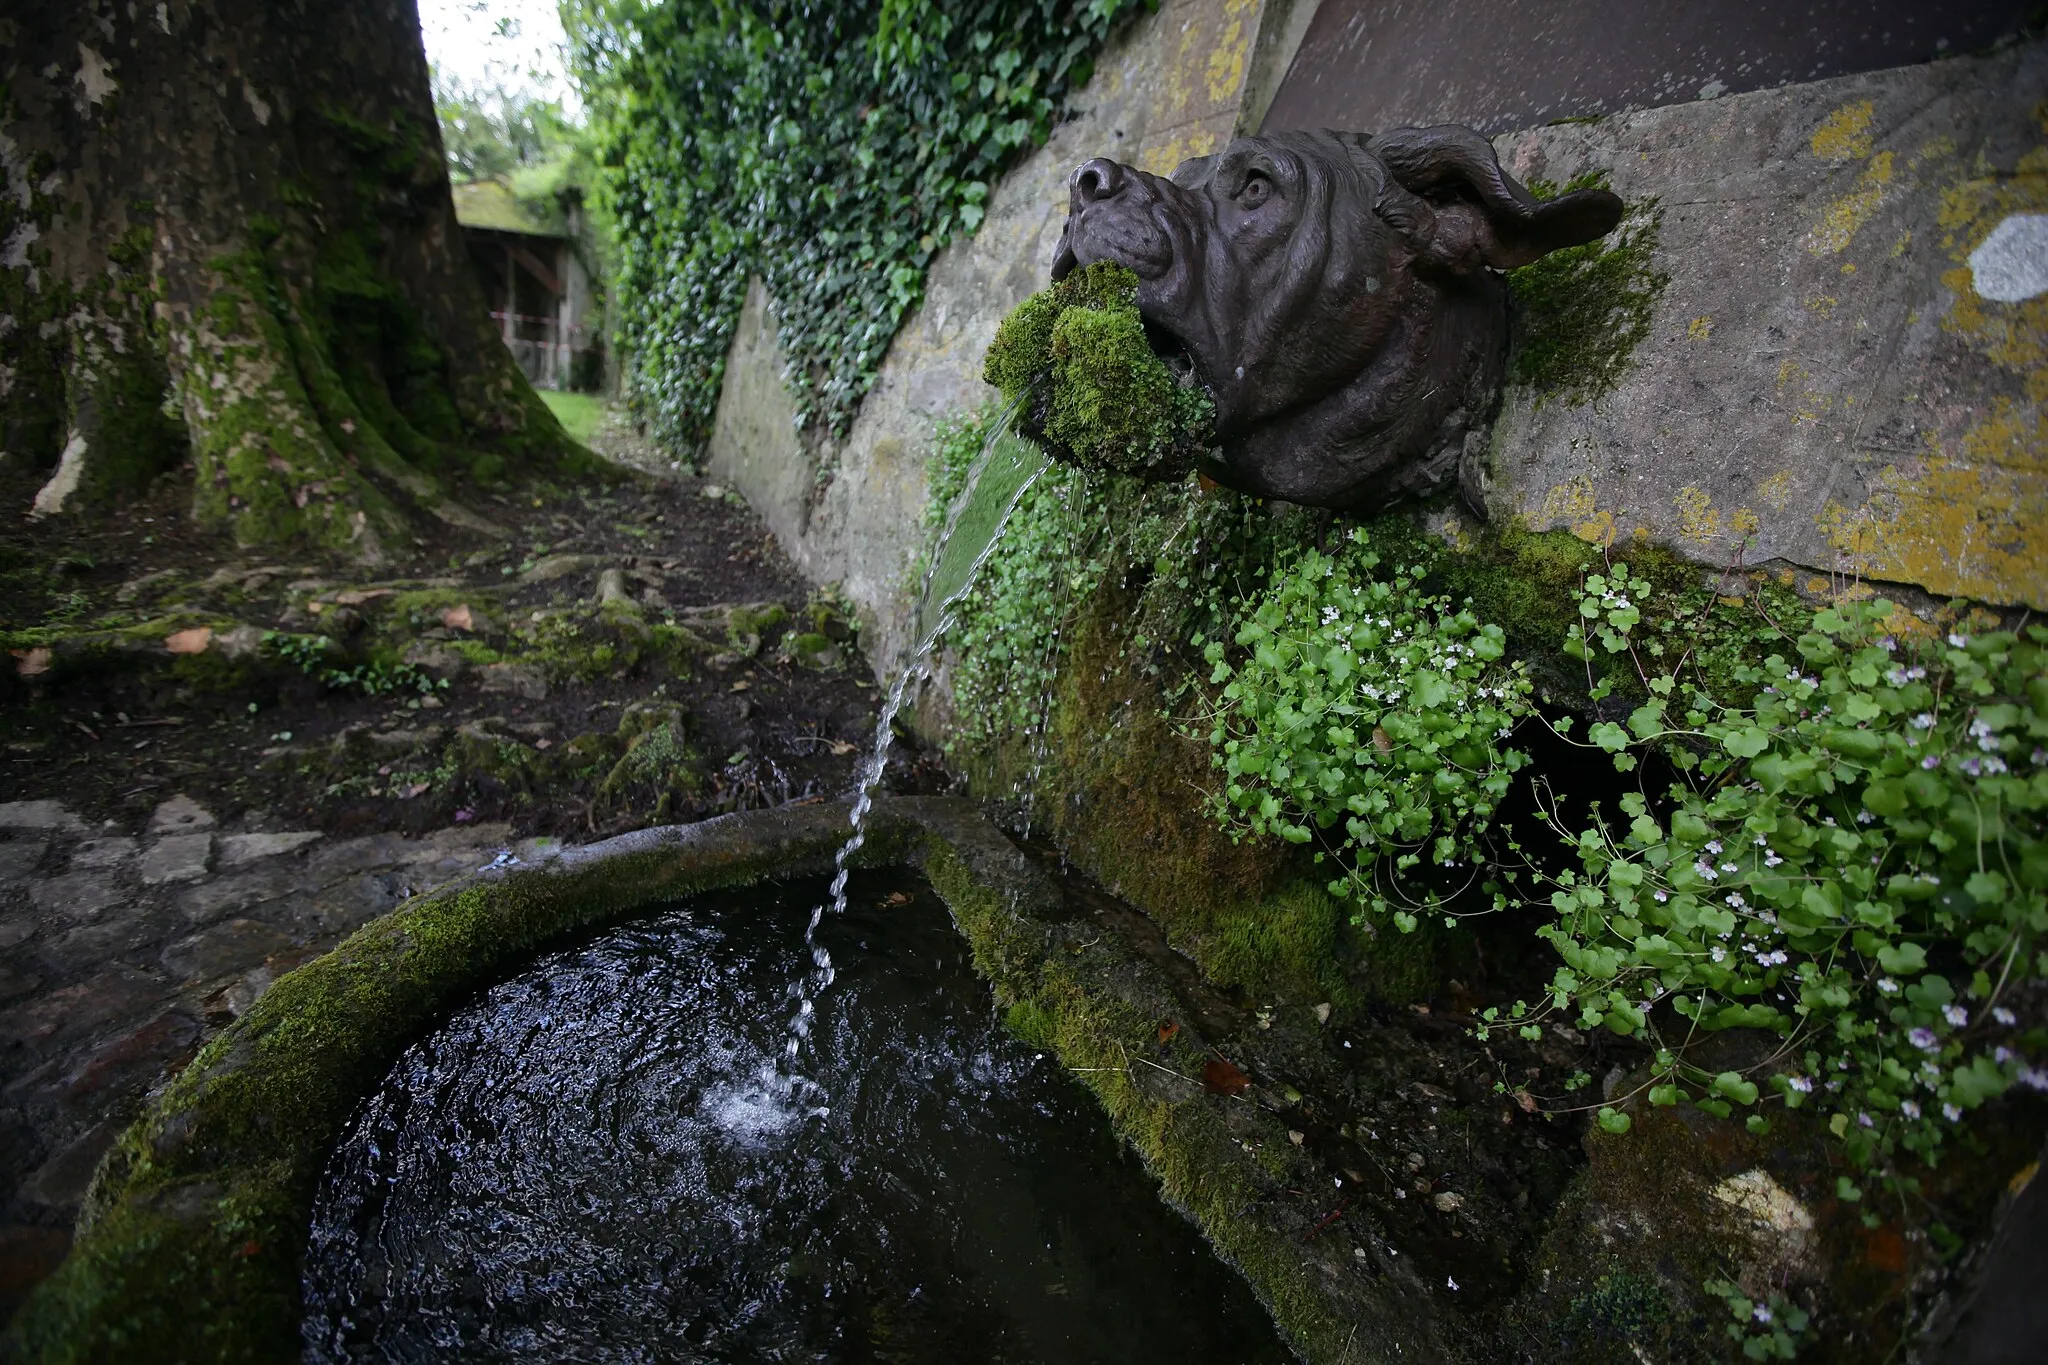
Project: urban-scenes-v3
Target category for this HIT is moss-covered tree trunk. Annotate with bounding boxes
[1,0,586,559]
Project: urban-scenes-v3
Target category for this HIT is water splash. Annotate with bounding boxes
[777,403,1049,1087]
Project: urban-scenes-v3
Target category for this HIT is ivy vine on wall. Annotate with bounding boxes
[566,0,1150,459]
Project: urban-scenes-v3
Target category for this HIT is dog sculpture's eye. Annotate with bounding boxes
[1238,172,1272,209]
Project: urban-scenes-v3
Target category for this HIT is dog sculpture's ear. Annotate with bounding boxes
[1366,125,1623,270]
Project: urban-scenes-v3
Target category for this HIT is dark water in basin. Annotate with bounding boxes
[301,870,1293,1363]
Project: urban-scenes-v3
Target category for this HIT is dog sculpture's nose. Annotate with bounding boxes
[1070,157,1125,203]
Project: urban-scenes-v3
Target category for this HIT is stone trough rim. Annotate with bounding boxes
[5,795,1449,1364]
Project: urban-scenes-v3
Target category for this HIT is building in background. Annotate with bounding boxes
[451,179,605,392]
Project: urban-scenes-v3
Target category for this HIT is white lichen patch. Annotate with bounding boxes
[74,44,118,112]
[1967,212,2048,302]
[31,430,88,516]
[1710,1168,1816,1278]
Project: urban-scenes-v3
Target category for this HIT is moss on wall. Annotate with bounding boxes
[1506,176,1670,406]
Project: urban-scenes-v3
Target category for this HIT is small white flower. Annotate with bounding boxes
[1901,1099,1922,1119]
[1754,834,1769,846]
[1447,1276,1459,1291]
[1721,861,1739,873]
[1943,1103,1964,1121]
[1909,1027,1940,1052]
[1705,839,1723,855]
[1995,1047,2016,1064]
[1910,712,1937,730]
[1943,1004,1969,1029]
[1764,853,1784,868]
[1858,1112,1875,1128]
[1878,977,1900,994]
[2021,1067,2048,1093]
[1695,860,1719,881]
[1321,606,1340,625]
[1857,811,1875,824]
[1753,1305,1773,1325]
[1923,755,1942,770]
[1726,893,1747,909]
[1653,889,1669,903]
[1711,946,1728,963]
[1993,1007,2017,1026]
[1787,1075,1814,1093]
[1948,632,1968,648]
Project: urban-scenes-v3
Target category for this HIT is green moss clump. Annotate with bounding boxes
[1506,175,1670,406]
[983,263,1214,479]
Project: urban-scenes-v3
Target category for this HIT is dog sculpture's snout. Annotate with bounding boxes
[1070,157,1125,203]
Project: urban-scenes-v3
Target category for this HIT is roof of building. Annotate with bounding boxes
[451,178,566,238]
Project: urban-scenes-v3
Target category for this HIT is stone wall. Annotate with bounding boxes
[1483,41,2048,611]
[709,15,2047,673]
[706,0,1288,672]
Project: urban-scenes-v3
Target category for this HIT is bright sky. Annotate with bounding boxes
[416,0,580,116]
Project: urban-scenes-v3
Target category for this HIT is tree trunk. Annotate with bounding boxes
[1,0,588,559]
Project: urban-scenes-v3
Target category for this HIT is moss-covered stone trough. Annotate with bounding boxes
[3,796,1464,1364]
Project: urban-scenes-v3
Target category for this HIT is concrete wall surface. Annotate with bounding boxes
[1485,41,2047,610]
[708,12,2047,680]
[706,0,1276,672]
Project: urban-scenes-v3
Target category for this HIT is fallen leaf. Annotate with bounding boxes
[1512,1088,1539,1115]
[1313,1002,1332,1024]
[882,891,912,906]
[1288,1130,1306,1146]
[1203,1056,1251,1097]
[13,647,52,677]
[1157,1018,1180,1044]
[307,600,326,615]
[827,739,856,755]
[402,782,429,799]
[729,679,751,692]
[441,603,474,631]
[164,627,213,655]
[1371,726,1394,755]
[293,485,310,508]
[535,738,552,750]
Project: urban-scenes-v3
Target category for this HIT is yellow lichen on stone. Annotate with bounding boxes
[1756,471,1793,512]
[1810,100,1875,161]
[1687,315,1713,341]
[1806,151,1897,255]
[1674,485,1721,544]
[1536,476,1630,545]
[1809,145,2048,606]
[1205,0,1256,105]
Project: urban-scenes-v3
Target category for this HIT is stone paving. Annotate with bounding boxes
[0,795,567,1316]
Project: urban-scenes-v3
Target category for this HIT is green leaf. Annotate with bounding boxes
[1596,1106,1633,1134]
[1722,726,1771,758]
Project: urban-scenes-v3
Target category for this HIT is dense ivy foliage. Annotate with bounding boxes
[566,0,1148,457]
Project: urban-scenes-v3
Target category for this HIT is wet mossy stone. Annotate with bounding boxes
[983,262,1215,480]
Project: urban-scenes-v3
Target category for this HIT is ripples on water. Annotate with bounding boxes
[302,870,1292,1363]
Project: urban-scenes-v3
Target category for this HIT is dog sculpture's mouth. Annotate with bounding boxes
[1143,316,1199,387]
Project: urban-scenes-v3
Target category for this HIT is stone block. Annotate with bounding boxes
[19,1121,122,1215]
[1482,42,2048,607]
[146,793,215,836]
[215,831,323,868]
[28,871,123,920]
[161,918,295,984]
[140,833,213,885]
[0,802,82,832]
[0,968,165,1047]
[478,661,549,699]
[0,839,49,885]
[68,836,136,870]
[58,1009,200,1106]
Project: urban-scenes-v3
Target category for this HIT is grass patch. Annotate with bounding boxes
[538,390,607,444]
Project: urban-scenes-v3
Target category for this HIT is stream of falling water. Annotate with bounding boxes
[770,401,1047,1111]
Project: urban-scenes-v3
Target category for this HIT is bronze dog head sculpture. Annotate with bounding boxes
[1050,126,1623,509]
